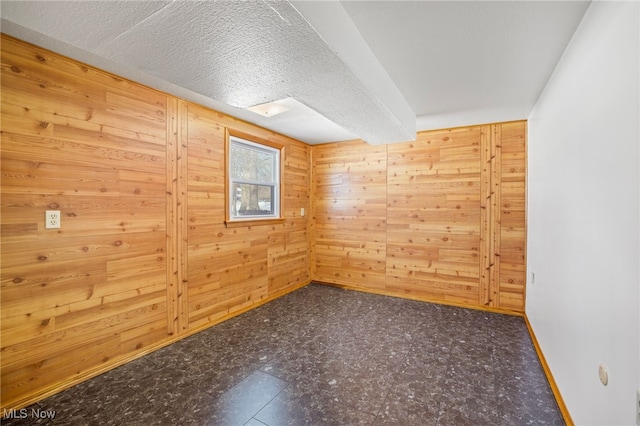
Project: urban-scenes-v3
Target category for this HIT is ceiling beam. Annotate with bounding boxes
[290,1,416,144]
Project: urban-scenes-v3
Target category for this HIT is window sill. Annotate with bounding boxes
[224,218,286,228]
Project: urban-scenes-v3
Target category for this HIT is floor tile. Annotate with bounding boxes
[372,389,440,426]
[254,385,376,426]
[198,371,287,426]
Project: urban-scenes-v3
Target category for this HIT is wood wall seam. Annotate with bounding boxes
[479,125,492,306]
[166,97,179,336]
[177,100,189,333]
[489,123,502,307]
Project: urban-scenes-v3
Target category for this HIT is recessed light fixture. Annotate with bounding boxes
[246,99,291,118]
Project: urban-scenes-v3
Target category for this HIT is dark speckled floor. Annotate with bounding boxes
[2,284,563,425]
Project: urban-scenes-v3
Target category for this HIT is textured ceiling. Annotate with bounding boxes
[0,1,590,145]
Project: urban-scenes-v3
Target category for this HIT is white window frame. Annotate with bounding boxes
[225,130,284,225]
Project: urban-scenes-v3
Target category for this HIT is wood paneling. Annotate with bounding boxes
[0,35,310,410]
[1,35,170,408]
[311,141,387,290]
[311,123,526,312]
[185,104,310,330]
[387,127,483,305]
[497,121,527,310]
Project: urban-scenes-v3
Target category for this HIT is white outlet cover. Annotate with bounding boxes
[598,364,608,386]
[636,389,640,426]
[45,210,61,229]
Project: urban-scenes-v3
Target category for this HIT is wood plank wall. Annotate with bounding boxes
[185,105,311,331]
[311,122,527,311]
[0,35,310,409]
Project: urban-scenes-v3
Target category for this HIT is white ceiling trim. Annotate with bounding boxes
[416,104,531,133]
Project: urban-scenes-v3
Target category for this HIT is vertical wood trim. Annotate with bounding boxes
[489,124,502,307]
[480,124,504,308]
[177,100,189,333]
[523,121,529,310]
[166,98,190,335]
[166,97,179,336]
[224,128,232,223]
[383,143,389,290]
[479,125,492,306]
[309,147,316,279]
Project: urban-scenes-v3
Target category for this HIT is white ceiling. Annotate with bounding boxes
[0,1,590,145]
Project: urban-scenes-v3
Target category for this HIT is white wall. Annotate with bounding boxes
[527,1,639,425]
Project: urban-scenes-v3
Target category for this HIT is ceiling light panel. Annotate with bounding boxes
[246,100,291,118]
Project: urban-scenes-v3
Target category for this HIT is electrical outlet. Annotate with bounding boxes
[300,207,305,217]
[598,364,608,386]
[45,210,60,229]
[636,389,640,426]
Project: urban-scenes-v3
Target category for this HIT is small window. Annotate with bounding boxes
[226,131,283,223]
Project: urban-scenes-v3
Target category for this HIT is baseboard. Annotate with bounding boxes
[311,280,525,317]
[523,315,574,425]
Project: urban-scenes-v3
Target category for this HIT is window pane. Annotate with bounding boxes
[231,183,274,217]
[227,135,281,221]
[230,142,274,182]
